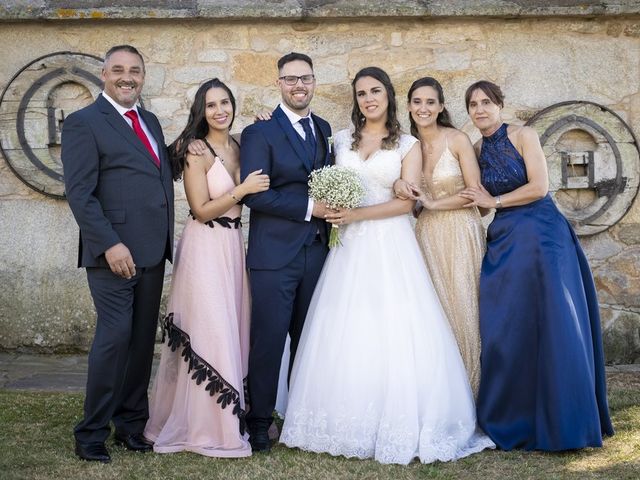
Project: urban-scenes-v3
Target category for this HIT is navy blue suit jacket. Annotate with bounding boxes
[240,106,332,270]
[62,94,174,268]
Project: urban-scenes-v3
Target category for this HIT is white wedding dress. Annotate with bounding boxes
[280,129,494,465]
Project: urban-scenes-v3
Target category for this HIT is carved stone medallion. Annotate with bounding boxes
[0,52,103,198]
[526,101,640,235]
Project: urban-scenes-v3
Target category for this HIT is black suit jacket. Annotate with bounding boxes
[62,94,174,268]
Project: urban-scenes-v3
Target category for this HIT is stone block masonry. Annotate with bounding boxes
[0,2,638,363]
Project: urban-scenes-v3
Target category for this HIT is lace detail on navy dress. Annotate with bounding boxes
[188,210,241,229]
[479,123,528,196]
[161,313,247,435]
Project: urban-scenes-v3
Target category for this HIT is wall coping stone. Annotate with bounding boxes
[1,1,639,22]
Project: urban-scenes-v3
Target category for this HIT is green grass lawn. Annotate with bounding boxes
[1,371,638,480]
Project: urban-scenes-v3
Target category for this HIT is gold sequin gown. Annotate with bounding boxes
[415,142,485,396]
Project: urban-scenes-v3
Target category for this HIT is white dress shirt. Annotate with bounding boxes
[101,91,160,160]
[278,103,316,221]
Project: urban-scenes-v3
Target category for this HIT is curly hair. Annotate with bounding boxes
[169,78,236,181]
[350,67,401,151]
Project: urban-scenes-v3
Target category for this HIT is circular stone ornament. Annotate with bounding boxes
[526,101,640,235]
[0,52,104,198]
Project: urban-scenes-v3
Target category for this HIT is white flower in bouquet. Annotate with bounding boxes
[308,165,365,248]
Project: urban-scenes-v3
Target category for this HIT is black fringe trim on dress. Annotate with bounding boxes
[162,313,247,435]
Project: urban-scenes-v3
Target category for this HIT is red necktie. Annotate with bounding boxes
[124,109,160,168]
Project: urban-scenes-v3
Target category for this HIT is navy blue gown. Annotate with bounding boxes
[476,124,614,451]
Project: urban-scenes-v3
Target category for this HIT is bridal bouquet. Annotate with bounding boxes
[308,165,365,248]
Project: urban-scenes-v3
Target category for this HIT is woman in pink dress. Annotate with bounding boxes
[144,79,269,457]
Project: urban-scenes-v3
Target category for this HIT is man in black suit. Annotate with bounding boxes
[240,52,332,451]
[62,45,174,463]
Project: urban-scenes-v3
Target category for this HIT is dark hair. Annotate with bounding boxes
[350,66,401,151]
[169,78,236,181]
[464,80,504,112]
[104,45,145,71]
[406,77,455,138]
[277,52,313,72]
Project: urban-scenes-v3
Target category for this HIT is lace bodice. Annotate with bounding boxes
[333,129,418,206]
[478,123,528,197]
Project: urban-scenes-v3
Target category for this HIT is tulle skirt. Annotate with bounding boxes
[280,215,494,464]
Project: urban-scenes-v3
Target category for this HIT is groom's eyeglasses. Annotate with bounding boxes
[279,74,315,86]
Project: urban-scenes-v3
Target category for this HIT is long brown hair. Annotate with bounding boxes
[169,78,236,181]
[407,77,455,138]
[350,67,401,151]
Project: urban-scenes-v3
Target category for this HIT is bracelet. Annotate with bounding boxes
[230,192,240,203]
[495,195,502,209]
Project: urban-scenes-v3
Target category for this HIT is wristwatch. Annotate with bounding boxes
[495,195,502,209]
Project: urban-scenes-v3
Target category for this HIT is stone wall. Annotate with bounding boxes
[0,2,639,362]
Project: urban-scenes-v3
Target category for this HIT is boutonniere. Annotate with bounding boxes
[327,136,334,154]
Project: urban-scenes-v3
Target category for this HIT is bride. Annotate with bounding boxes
[279,67,494,465]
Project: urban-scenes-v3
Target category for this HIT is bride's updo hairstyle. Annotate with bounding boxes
[350,66,401,151]
[464,80,504,112]
[169,78,236,181]
[407,77,455,138]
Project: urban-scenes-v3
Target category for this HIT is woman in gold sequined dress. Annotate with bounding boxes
[395,77,485,395]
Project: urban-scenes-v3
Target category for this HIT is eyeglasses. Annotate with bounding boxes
[279,74,315,86]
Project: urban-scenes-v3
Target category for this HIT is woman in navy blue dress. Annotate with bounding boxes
[459,81,614,451]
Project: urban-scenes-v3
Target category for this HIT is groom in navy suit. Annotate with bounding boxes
[62,45,173,463]
[240,52,332,451]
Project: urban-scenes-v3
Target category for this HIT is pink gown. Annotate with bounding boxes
[144,160,251,457]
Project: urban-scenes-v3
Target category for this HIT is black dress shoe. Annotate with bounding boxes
[75,441,111,463]
[249,430,271,452]
[114,433,153,452]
